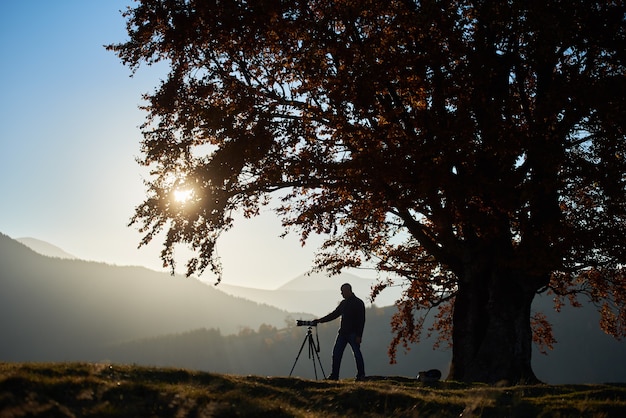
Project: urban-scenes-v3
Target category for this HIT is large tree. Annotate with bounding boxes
[108,0,626,383]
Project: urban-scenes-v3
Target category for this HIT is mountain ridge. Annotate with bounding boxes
[218,272,404,315]
[16,236,77,259]
[0,232,311,362]
[4,232,626,383]
[15,234,403,316]
[276,271,368,291]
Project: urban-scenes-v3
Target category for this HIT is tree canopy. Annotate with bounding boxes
[109,0,626,383]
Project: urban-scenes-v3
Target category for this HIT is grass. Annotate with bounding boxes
[1,362,625,417]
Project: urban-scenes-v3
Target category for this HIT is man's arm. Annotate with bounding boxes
[314,301,343,324]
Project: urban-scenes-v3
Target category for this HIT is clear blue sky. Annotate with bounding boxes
[0,0,332,289]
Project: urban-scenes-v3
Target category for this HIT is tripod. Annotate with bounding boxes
[289,326,326,379]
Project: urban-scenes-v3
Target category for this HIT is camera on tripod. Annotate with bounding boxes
[290,318,326,379]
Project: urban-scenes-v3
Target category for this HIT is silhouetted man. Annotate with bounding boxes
[314,283,366,381]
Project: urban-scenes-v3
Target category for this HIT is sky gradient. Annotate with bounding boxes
[0,1,339,289]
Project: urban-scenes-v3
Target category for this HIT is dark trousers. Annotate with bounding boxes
[330,333,365,378]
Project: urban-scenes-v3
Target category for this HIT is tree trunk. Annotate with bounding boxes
[447,267,542,384]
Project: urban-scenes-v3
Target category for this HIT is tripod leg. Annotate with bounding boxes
[312,342,327,379]
[289,332,311,377]
[308,334,318,380]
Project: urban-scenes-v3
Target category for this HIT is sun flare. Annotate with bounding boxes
[173,188,194,204]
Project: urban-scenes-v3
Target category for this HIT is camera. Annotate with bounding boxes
[297,319,317,327]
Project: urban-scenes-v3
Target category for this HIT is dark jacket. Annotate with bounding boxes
[319,294,365,337]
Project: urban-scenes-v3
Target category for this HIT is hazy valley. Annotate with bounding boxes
[1,232,625,384]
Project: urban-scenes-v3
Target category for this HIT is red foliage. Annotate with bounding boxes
[109,0,626,381]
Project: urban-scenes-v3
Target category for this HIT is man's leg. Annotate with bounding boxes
[329,333,348,379]
[348,334,365,379]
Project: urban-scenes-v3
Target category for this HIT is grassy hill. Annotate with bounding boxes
[1,362,625,417]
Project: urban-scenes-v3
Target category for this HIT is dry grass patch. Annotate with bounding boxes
[1,362,625,417]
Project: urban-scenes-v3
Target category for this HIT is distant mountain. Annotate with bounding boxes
[276,271,367,291]
[0,232,310,363]
[105,296,626,384]
[164,271,626,383]
[17,237,76,259]
[219,272,404,316]
[105,305,452,380]
[1,232,624,383]
[531,294,626,384]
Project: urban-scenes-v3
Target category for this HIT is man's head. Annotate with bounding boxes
[340,283,353,299]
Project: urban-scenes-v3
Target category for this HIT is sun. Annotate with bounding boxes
[173,188,194,204]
